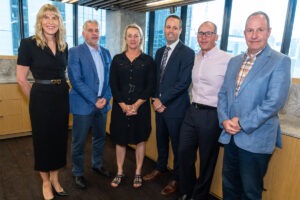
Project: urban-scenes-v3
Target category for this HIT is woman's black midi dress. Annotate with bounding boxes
[17,37,69,171]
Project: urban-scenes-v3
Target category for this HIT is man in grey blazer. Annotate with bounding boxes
[218,11,291,200]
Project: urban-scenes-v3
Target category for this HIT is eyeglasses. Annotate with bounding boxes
[197,31,216,37]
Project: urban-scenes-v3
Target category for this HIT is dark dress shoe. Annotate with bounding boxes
[143,169,164,181]
[92,167,113,178]
[74,176,87,189]
[161,180,177,195]
[52,186,69,197]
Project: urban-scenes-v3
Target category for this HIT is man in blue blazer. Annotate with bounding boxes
[68,20,112,189]
[143,15,195,195]
[218,11,291,199]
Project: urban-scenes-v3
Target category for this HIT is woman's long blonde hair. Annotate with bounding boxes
[33,4,67,51]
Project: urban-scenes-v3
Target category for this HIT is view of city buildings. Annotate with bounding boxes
[0,0,299,77]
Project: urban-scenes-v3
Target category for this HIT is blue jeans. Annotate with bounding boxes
[71,110,107,176]
[222,138,271,200]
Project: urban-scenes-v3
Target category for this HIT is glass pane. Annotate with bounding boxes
[23,0,74,47]
[77,5,106,47]
[0,0,21,55]
[227,0,289,55]
[153,7,181,56]
[289,3,300,78]
[185,0,225,53]
[144,12,149,54]
[61,3,74,48]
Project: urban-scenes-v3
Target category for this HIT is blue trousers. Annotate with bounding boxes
[71,110,107,176]
[155,113,183,181]
[222,138,271,200]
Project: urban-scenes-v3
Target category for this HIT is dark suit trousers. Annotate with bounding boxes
[155,113,184,181]
[178,105,221,199]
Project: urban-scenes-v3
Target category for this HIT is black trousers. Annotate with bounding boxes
[178,104,221,199]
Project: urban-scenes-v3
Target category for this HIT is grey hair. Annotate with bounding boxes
[82,20,99,31]
[246,11,270,29]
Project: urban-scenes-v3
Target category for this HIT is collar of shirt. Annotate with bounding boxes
[85,42,102,54]
[166,39,180,51]
[164,39,180,64]
[198,46,218,59]
[245,45,265,60]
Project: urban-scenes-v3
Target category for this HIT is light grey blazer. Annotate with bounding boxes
[218,45,291,154]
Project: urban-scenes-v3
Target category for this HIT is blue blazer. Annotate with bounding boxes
[154,41,195,118]
[218,45,291,154]
[68,43,112,115]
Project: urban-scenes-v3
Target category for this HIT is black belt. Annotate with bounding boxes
[35,79,65,85]
[192,102,216,110]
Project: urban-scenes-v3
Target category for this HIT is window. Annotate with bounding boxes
[77,5,106,47]
[0,0,21,55]
[227,0,289,55]
[144,12,149,54]
[1,0,108,56]
[152,7,181,56]
[289,3,300,78]
[24,0,74,47]
[185,0,225,53]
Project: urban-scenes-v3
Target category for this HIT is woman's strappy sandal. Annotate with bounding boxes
[111,174,124,188]
[133,174,142,188]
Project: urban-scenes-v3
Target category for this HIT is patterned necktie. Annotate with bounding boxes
[160,47,171,82]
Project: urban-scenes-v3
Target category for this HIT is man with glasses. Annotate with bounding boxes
[178,21,231,200]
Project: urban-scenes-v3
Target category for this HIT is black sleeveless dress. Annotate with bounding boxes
[17,37,69,172]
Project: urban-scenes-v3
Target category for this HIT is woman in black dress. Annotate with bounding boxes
[16,4,69,200]
[110,24,155,188]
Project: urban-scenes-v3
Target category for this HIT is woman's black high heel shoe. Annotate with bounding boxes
[52,185,69,197]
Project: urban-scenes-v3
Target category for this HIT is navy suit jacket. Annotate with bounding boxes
[68,43,112,115]
[218,45,291,154]
[154,41,195,117]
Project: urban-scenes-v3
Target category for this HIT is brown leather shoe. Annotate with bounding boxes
[160,180,177,195]
[143,169,163,181]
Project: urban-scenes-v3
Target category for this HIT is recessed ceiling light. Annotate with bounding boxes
[146,0,184,7]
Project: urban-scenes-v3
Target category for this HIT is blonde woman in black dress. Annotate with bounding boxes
[16,4,69,200]
[110,24,155,188]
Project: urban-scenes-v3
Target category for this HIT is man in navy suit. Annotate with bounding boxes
[218,11,291,199]
[68,20,112,189]
[143,15,195,195]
